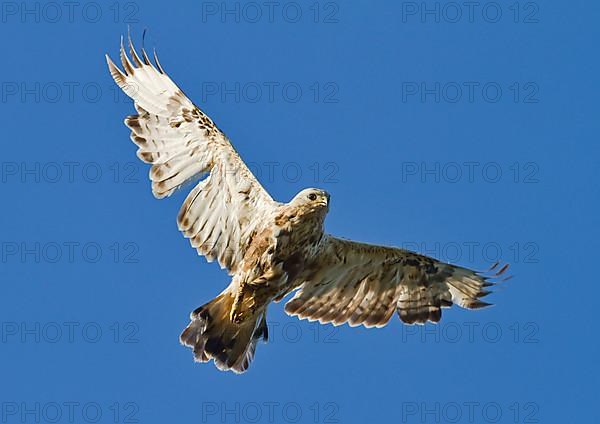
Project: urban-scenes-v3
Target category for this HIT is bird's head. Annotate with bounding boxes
[290,188,330,215]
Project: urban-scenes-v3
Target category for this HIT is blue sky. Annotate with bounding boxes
[0,1,598,423]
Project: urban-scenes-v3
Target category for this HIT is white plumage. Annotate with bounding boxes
[107,37,277,273]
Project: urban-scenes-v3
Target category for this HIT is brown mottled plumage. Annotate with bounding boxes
[107,36,510,373]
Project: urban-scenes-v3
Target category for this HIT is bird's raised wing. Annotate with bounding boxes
[106,38,277,273]
[285,236,509,327]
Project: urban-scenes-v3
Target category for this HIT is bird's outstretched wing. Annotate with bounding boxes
[285,236,510,327]
[106,38,277,273]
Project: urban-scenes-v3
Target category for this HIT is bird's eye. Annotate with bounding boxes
[308,193,317,201]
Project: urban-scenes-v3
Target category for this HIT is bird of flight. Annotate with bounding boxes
[106,37,509,373]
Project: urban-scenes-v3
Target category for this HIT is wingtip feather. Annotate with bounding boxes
[120,35,135,75]
[106,54,127,86]
[127,33,144,67]
[153,48,166,74]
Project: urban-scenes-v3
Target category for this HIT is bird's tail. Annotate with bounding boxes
[179,290,268,373]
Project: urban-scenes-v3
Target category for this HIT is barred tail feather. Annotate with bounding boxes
[179,291,268,373]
